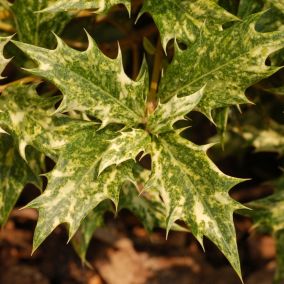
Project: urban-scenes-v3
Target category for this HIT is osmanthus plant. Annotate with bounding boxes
[0,0,284,282]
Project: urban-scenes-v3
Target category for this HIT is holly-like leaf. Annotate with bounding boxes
[0,134,43,226]
[247,177,284,284]
[141,0,238,49]
[27,127,135,251]
[147,87,204,134]
[9,0,71,47]
[0,84,96,160]
[158,14,284,119]
[13,34,148,127]
[41,0,130,14]
[119,165,187,233]
[99,129,151,174]
[147,133,244,278]
[0,36,11,78]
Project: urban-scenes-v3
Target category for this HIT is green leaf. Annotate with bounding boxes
[158,14,284,119]
[27,127,135,252]
[0,84,96,160]
[10,0,71,47]
[99,129,151,174]
[237,0,263,19]
[0,134,43,226]
[147,132,243,278]
[141,0,238,49]
[213,107,229,147]
[41,0,130,14]
[147,87,204,134]
[0,36,11,78]
[119,165,187,233]
[13,34,148,127]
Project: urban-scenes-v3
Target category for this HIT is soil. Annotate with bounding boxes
[0,199,278,284]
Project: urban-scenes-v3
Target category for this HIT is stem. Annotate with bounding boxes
[0,76,42,92]
[147,37,163,115]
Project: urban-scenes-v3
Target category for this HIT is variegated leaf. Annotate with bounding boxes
[147,133,243,278]
[10,0,71,47]
[13,34,148,127]
[120,165,187,232]
[0,84,96,160]
[27,127,135,251]
[99,129,150,174]
[141,0,238,49]
[41,0,130,14]
[158,14,284,119]
[0,134,43,226]
[0,36,11,79]
[147,87,204,134]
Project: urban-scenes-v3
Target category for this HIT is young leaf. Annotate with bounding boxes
[147,133,244,278]
[13,34,148,127]
[41,0,130,14]
[0,134,43,226]
[141,0,238,49]
[147,87,204,134]
[119,165,187,233]
[99,129,151,174]
[158,14,284,120]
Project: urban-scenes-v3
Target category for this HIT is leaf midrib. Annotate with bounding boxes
[52,61,142,122]
[161,33,278,102]
[159,136,236,259]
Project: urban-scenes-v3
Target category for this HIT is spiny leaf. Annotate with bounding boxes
[158,14,284,120]
[13,34,148,127]
[0,36,11,78]
[27,127,135,252]
[147,133,244,278]
[41,0,130,14]
[141,0,238,49]
[0,134,43,226]
[119,165,187,233]
[147,87,204,134]
[0,84,96,160]
[10,0,71,47]
[99,129,151,175]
